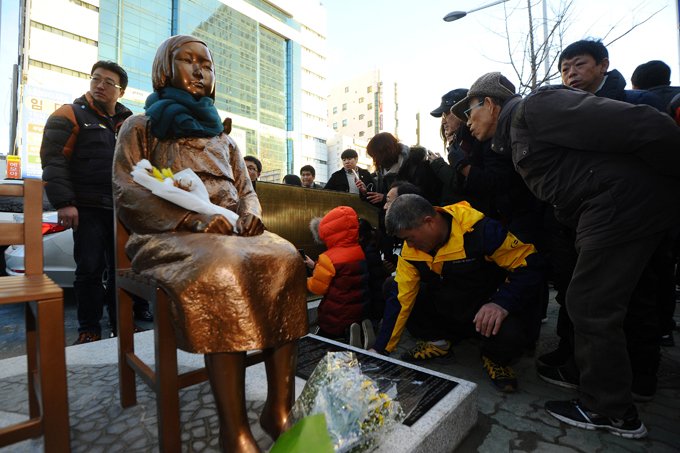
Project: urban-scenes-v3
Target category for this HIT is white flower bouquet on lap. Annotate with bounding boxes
[131,159,239,232]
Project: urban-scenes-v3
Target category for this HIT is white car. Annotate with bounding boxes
[4,211,76,287]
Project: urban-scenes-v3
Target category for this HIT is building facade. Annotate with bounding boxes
[11,0,328,181]
[326,70,398,175]
[327,70,398,142]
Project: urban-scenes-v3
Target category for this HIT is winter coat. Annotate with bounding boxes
[324,167,374,193]
[41,93,132,209]
[597,70,665,110]
[495,86,680,251]
[396,146,442,205]
[307,206,370,336]
[647,85,680,115]
[374,202,543,353]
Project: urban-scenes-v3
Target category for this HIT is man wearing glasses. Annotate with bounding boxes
[452,71,680,439]
[40,61,141,344]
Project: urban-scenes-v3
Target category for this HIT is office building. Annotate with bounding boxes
[327,70,398,143]
[10,0,328,181]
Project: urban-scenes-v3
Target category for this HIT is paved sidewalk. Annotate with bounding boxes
[391,292,680,452]
[0,290,678,452]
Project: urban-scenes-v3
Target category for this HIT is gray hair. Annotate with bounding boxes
[385,194,435,236]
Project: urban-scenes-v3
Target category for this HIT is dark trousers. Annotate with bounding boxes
[567,232,667,418]
[407,281,539,365]
[73,208,116,335]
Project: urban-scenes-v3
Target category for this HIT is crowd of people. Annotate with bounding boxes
[38,35,679,445]
[296,39,680,441]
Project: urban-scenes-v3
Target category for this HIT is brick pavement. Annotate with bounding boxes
[0,290,678,452]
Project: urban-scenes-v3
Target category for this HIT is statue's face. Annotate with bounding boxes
[170,41,215,99]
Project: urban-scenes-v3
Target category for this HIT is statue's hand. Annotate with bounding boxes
[237,213,265,237]
[180,213,234,235]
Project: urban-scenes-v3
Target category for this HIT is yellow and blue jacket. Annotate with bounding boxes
[374,202,542,354]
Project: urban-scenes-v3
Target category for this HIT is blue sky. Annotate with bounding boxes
[322,0,680,150]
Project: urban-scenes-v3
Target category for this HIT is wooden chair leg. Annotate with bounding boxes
[154,289,181,452]
[118,286,137,408]
[35,298,71,453]
[24,303,39,420]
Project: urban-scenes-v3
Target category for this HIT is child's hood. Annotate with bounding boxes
[318,206,359,248]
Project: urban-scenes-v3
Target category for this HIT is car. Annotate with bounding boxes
[4,211,76,287]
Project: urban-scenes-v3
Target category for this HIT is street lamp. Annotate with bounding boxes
[443,0,509,22]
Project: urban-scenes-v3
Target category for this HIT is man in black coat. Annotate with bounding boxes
[40,61,145,344]
[452,71,680,439]
[324,148,374,194]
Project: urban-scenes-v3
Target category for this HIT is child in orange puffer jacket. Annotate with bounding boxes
[305,206,371,346]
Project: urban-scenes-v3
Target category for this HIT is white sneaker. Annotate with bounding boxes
[349,323,362,348]
[361,319,375,349]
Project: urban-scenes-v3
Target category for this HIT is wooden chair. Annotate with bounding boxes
[115,215,263,452]
[0,179,70,452]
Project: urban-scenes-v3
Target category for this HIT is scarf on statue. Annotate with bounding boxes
[144,87,223,140]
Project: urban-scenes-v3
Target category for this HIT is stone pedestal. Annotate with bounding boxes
[0,331,477,452]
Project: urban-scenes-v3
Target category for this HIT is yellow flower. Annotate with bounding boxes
[150,165,174,182]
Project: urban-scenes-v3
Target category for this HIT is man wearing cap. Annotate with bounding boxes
[430,89,468,149]
[428,87,540,236]
[452,71,680,439]
[536,42,676,394]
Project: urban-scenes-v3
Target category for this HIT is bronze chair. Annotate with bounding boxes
[0,179,70,452]
[115,215,263,452]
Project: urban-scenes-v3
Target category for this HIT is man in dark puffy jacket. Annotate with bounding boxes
[631,59,680,115]
[537,39,674,389]
[559,39,664,109]
[40,60,135,344]
[452,71,680,439]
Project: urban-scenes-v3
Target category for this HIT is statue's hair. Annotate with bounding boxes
[385,194,435,236]
[152,35,215,99]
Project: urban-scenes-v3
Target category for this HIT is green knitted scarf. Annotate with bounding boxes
[144,87,223,139]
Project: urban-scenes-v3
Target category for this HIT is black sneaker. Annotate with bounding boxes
[537,363,579,390]
[73,332,101,345]
[537,344,571,367]
[631,374,656,403]
[545,399,647,439]
[481,355,517,392]
[134,309,154,323]
[660,333,674,347]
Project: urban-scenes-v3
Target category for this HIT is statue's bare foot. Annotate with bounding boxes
[259,402,289,440]
[219,428,260,453]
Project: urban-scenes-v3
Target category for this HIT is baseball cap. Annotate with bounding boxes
[451,72,516,120]
[430,88,468,117]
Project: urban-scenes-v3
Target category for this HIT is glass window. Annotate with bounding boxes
[342,103,347,111]
[358,97,364,103]
[359,114,364,120]
[342,119,347,127]
[344,86,349,93]
[367,86,372,93]
[367,103,373,110]
[333,122,338,129]
[367,120,373,127]
[332,106,337,114]
[359,131,365,137]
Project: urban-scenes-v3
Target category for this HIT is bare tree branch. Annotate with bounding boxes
[605,6,665,47]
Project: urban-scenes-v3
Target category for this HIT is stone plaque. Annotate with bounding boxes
[296,335,458,426]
